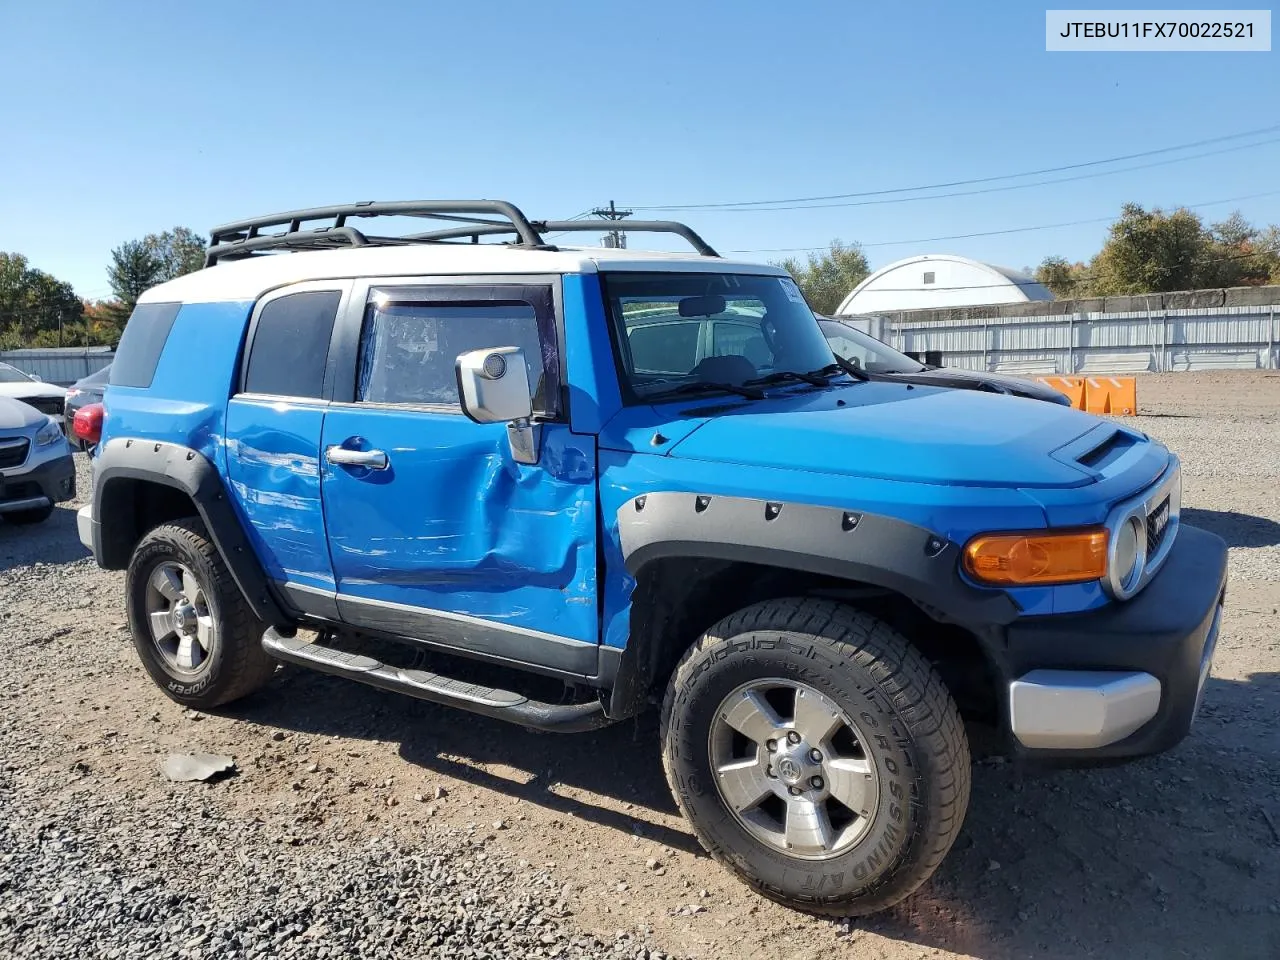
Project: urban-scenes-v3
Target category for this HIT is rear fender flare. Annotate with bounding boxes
[93,437,288,626]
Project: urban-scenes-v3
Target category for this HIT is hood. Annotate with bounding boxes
[663,383,1112,488]
[875,367,1069,404]
[0,382,66,401]
[0,396,50,431]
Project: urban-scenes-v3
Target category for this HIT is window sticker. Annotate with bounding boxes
[779,277,806,304]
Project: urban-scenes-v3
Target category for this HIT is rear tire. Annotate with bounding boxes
[3,505,54,525]
[126,517,276,708]
[660,598,970,917]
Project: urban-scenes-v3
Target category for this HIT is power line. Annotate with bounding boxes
[627,123,1280,211]
[728,188,1280,254]
[634,137,1280,214]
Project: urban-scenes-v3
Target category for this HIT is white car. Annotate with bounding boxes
[0,395,76,525]
[0,361,68,419]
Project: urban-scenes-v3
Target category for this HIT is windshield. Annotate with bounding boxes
[603,272,840,401]
[817,320,925,374]
[0,362,35,384]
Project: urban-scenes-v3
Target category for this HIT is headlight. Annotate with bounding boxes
[963,528,1108,586]
[35,417,63,447]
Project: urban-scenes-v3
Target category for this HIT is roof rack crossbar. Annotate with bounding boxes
[205,226,372,264]
[408,220,720,257]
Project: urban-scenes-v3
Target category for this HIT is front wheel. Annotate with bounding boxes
[660,598,971,917]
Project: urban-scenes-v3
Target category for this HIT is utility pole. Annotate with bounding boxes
[591,200,632,249]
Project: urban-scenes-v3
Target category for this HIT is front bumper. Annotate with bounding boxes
[0,445,76,513]
[1001,524,1227,760]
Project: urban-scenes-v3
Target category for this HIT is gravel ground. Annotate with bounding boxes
[1,371,1278,960]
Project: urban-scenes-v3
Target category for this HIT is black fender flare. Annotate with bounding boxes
[617,491,1019,627]
[607,492,1019,719]
[92,437,289,626]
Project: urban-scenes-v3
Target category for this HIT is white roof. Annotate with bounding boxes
[138,244,786,305]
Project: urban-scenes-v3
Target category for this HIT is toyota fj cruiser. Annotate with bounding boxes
[78,200,1227,916]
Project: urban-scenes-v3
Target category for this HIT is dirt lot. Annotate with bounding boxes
[2,371,1278,959]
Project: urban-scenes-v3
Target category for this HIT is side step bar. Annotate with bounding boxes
[262,629,614,733]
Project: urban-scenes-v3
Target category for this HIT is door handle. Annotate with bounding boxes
[325,445,389,470]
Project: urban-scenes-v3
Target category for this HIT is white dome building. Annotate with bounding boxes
[834,254,1054,315]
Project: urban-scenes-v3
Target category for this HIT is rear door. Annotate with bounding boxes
[318,277,600,676]
[225,281,351,619]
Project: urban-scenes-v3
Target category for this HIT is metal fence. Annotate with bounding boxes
[850,304,1280,375]
[0,347,114,386]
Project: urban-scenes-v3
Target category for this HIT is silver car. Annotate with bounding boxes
[0,396,76,525]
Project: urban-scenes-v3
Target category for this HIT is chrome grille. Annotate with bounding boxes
[0,438,30,469]
[1146,496,1172,556]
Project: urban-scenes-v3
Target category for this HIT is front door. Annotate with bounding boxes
[318,279,600,677]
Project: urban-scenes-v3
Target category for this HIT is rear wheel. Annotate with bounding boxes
[126,517,276,708]
[660,598,970,917]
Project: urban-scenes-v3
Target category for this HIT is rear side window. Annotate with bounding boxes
[242,291,341,399]
[357,301,549,410]
[109,302,181,388]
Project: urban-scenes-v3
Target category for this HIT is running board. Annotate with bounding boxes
[262,628,613,733]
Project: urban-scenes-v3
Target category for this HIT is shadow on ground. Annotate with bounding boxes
[0,504,91,570]
[1183,508,1280,548]
[229,654,1280,960]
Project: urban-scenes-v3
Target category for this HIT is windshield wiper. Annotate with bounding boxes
[745,369,831,388]
[645,381,766,402]
[812,359,871,382]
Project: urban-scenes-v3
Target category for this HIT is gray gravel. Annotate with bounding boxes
[2,372,1278,960]
[0,456,674,960]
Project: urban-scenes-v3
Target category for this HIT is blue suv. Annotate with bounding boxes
[78,201,1227,917]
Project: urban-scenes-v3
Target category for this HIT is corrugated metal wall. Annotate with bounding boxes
[0,348,114,386]
[865,304,1280,374]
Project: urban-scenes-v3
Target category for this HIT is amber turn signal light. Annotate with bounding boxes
[963,529,1108,586]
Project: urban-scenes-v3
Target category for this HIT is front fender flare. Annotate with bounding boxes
[616,492,1020,628]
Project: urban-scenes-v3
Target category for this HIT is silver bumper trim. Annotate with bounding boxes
[76,504,94,550]
[0,495,52,515]
[1009,669,1161,749]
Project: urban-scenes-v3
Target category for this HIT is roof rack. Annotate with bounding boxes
[203,200,719,266]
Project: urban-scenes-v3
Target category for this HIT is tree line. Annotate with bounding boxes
[780,203,1280,313]
[4,202,1280,348]
[0,227,206,350]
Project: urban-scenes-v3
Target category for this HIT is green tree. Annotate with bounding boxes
[1089,203,1210,295]
[0,252,84,346]
[1035,256,1090,299]
[776,240,870,314]
[144,226,207,281]
[106,240,164,323]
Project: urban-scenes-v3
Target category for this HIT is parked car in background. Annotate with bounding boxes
[0,361,69,419]
[0,395,75,525]
[817,315,1071,405]
[64,363,111,448]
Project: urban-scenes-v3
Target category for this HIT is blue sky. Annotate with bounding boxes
[1,1,1276,297]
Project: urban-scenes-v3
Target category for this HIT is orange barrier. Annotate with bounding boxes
[1034,376,1138,416]
[1036,376,1086,410]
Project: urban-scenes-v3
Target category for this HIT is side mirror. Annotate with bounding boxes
[30,373,43,382]
[455,347,533,425]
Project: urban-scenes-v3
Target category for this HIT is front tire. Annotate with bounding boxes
[126,517,276,709]
[660,598,970,917]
